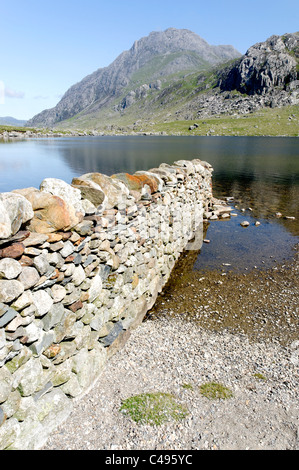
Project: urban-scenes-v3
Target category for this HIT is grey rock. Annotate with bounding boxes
[9,292,32,315]
[99,321,123,347]
[29,331,55,356]
[72,185,105,207]
[18,266,40,289]
[0,418,20,450]
[0,307,18,327]
[12,357,44,397]
[0,280,24,303]
[12,389,72,450]
[33,254,51,275]
[0,366,13,402]
[0,406,5,426]
[42,303,65,331]
[73,219,94,236]
[219,33,298,96]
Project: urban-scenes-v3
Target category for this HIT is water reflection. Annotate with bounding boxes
[0,135,298,238]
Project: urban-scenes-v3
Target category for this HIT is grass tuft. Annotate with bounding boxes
[120,392,188,426]
[199,382,233,400]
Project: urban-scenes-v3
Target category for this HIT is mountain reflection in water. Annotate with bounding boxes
[0,136,298,268]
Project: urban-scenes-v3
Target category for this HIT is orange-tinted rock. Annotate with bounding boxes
[16,188,83,234]
[111,173,143,192]
[19,255,34,267]
[43,344,61,358]
[112,172,159,194]
[134,173,159,193]
[46,233,63,243]
[0,243,25,259]
[68,300,83,313]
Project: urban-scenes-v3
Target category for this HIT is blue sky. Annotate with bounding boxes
[1,0,298,121]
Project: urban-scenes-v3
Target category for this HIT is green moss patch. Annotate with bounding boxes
[199,382,233,400]
[120,392,188,426]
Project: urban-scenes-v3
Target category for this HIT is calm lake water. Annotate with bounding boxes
[1,135,298,271]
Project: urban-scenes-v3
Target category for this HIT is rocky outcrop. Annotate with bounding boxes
[167,32,299,121]
[218,33,299,96]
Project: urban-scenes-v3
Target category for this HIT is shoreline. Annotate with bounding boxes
[42,247,299,450]
[1,131,299,140]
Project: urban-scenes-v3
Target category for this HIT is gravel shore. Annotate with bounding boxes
[42,252,299,451]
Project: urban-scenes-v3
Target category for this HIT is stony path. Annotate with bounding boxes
[43,313,299,451]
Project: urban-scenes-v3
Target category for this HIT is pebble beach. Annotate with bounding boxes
[42,247,299,451]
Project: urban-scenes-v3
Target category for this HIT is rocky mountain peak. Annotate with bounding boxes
[27,28,241,128]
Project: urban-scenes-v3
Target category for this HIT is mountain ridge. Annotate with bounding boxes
[26,30,299,132]
[0,116,26,126]
[27,28,241,128]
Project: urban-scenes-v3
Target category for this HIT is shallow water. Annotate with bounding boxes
[0,135,298,269]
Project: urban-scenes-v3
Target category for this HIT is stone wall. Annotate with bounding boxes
[0,158,230,450]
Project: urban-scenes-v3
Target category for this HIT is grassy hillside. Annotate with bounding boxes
[52,57,299,138]
[147,105,299,137]
[1,104,298,138]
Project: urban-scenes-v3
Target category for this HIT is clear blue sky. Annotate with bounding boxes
[1,0,298,120]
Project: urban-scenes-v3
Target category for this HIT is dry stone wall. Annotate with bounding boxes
[0,158,230,450]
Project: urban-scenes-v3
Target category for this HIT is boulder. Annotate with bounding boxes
[13,188,83,234]
[112,172,161,194]
[71,184,105,208]
[40,178,84,214]
[72,173,129,209]
[134,171,164,192]
[111,173,144,192]
[0,200,12,239]
[0,193,34,239]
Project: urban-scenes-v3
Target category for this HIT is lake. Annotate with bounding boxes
[0,135,298,272]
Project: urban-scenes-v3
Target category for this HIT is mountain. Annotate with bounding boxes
[26,28,241,128]
[27,31,299,133]
[0,116,26,126]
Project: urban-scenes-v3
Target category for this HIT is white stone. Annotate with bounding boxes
[0,258,22,280]
[40,178,84,213]
[51,284,66,303]
[0,199,12,239]
[12,291,34,311]
[23,322,41,343]
[89,275,103,302]
[60,240,75,258]
[0,192,34,236]
[72,265,86,287]
[18,267,40,290]
[32,291,53,317]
